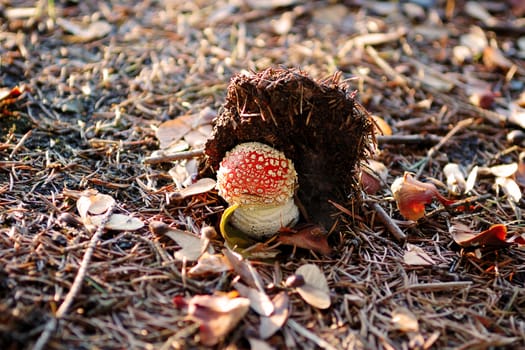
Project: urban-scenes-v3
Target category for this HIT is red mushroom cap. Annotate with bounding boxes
[216,142,297,206]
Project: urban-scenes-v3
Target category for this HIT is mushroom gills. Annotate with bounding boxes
[230,198,299,238]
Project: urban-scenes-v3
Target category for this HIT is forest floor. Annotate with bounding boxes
[1,0,525,349]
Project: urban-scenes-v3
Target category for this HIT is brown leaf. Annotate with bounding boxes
[276,224,331,255]
[185,294,250,346]
[156,116,192,150]
[361,159,388,195]
[259,292,290,339]
[450,223,509,248]
[295,264,331,309]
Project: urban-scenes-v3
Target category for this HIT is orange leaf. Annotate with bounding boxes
[450,223,509,248]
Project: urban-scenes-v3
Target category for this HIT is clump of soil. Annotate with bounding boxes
[205,68,374,230]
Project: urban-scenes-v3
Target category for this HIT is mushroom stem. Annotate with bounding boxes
[230,198,300,238]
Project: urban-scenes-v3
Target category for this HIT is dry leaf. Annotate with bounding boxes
[443,163,466,195]
[90,214,144,231]
[183,294,250,346]
[233,282,274,316]
[495,177,522,203]
[57,18,112,42]
[483,46,514,72]
[391,172,454,221]
[188,252,232,276]
[465,165,479,194]
[276,223,331,255]
[392,307,419,333]
[149,221,207,261]
[76,192,116,219]
[465,2,498,26]
[223,249,263,289]
[361,159,388,195]
[247,337,275,350]
[450,223,509,248]
[295,264,331,309]
[259,292,290,339]
[171,178,216,199]
[156,117,193,149]
[479,163,519,178]
[403,243,436,266]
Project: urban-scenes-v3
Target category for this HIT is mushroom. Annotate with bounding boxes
[216,142,300,238]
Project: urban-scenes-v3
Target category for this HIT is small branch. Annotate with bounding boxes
[377,134,442,145]
[9,129,32,158]
[144,148,205,164]
[415,118,474,178]
[404,281,473,292]
[33,205,115,350]
[369,202,406,242]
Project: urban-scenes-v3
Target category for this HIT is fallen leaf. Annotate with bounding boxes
[391,172,455,221]
[276,223,331,255]
[450,223,510,248]
[443,163,466,195]
[170,178,216,199]
[403,243,436,266]
[57,18,112,42]
[188,252,232,276]
[361,159,388,195]
[495,177,522,203]
[483,46,514,72]
[156,116,193,149]
[259,292,290,339]
[233,281,274,316]
[295,264,331,309]
[465,166,478,194]
[479,163,519,178]
[89,213,144,231]
[247,337,275,350]
[223,249,263,289]
[149,221,207,261]
[391,307,419,333]
[185,294,250,346]
[76,191,115,219]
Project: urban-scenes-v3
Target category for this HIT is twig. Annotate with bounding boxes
[404,281,473,292]
[365,45,409,87]
[287,319,338,350]
[9,129,32,158]
[33,205,115,350]
[377,134,442,145]
[415,118,474,178]
[143,148,205,164]
[369,202,406,242]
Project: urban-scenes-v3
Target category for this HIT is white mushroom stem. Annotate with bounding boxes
[230,198,299,238]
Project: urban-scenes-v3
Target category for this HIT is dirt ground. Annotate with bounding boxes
[1,0,525,349]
